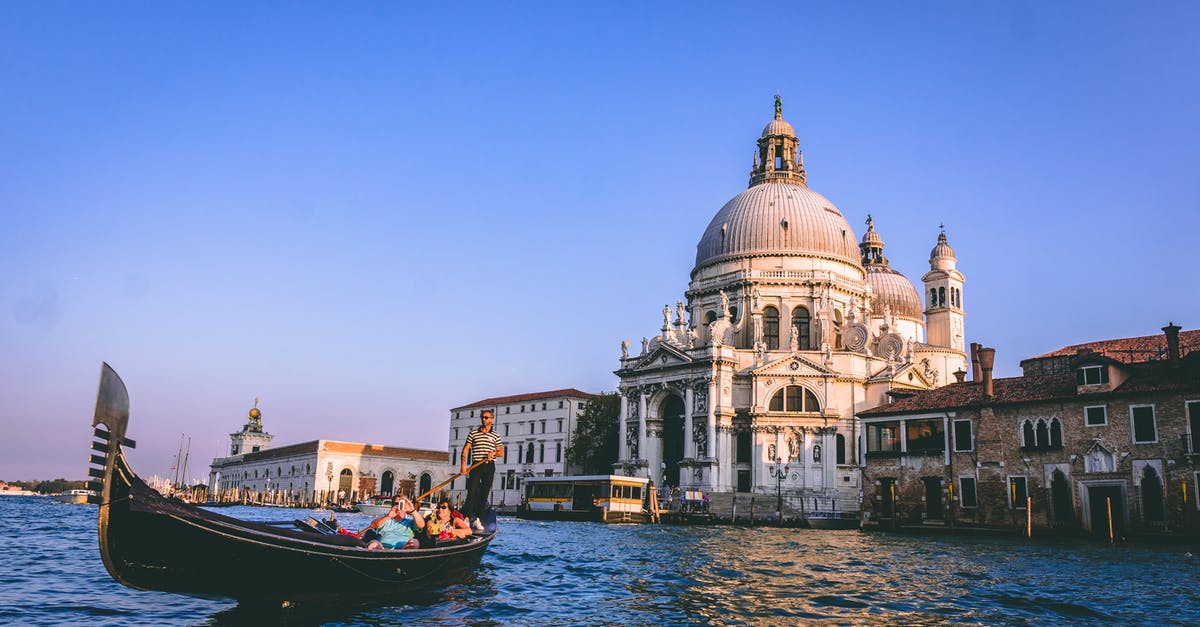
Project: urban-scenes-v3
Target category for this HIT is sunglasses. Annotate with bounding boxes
[438,505,450,509]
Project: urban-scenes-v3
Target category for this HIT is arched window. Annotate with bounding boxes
[1049,418,1062,449]
[1022,420,1036,448]
[930,288,938,307]
[791,307,811,350]
[705,311,717,324]
[1035,420,1049,450]
[768,385,820,412]
[419,473,432,499]
[763,306,779,350]
[539,442,545,463]
[525,443,534,464]
[836,433,846,464]
[381,470,395,495]
[938,287,946,308]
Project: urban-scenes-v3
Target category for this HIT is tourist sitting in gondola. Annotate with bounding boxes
[362,497,425,549]
[426,498,472,542]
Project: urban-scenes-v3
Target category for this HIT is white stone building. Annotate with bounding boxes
[208,405,451,505]
[614,98,969,513]
[448,389,595,507]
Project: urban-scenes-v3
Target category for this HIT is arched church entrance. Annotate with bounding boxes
[381,470,395,495]
[660,395,685,488]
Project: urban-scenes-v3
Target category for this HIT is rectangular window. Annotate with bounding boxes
[470,410,474,418]
[506,470,515,490]
[558,419,563,432]
[559,401,564,408]
[952,419,973,452]
[542,403,547,410]
[578,402,584,410]
[906,418,945,455]
[541,421,546,434]
[1009,476,1028,508]
[1085,405,1107,427]
[866,422,901,454]
[1188,401,1200,453]
[505,407,510,414]
[504,424,509,436]
[521,405,525,412]
[1131,405,1157,443]
[1076,366,1109,385]
[959,477,978,508]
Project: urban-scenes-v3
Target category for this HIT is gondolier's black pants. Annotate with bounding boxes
[464,460,495,522]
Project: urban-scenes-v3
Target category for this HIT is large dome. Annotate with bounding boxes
[866,265,923,320]
[694,182,860,270]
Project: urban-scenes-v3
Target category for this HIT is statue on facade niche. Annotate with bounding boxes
[676,300,686,326]
[822,342,833,363]
[752,286,761,311]
[787,434,799,461]
[621,340,629,360]
[790,324,800,352]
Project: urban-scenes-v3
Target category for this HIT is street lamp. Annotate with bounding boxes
[768,456,789,523]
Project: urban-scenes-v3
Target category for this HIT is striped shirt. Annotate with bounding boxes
[465,428,502,463]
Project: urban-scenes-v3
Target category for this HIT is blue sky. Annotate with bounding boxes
[2,3,1197,480]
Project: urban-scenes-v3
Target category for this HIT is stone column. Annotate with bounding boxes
[707,378,716,461]
[683,385,695,460]
[618,393,629,462]
[637,390,647,463]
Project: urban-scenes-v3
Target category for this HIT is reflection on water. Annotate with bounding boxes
[2,497,1197,626]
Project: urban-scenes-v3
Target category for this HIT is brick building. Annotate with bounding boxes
[858,324,1200,538]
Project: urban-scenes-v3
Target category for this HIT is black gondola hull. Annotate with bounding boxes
[90,364,494,603]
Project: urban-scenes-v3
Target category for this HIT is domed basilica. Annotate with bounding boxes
[615,98,968,511]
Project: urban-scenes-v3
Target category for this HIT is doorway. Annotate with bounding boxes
[923,477,943,520]
[1141,466,1165,525]
[1050,470,1074,526]
[660,395,685,487]
[1087,484,1125,538]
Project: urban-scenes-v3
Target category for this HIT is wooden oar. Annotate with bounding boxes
[414,454,495,505]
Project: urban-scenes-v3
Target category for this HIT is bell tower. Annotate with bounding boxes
[922,226,965,351]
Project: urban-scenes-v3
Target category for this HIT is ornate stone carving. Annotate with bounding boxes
[626,424,639,458]
[767,443,777,461]
[878,333,905,363]
[693,388,707,413]
[693,421,708,456]
[844,322,869,352]
[787,432,800,461]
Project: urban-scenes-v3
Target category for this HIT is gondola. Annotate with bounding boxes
[87,363,496,603]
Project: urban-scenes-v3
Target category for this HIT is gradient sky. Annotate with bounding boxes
[2,3,1197,481]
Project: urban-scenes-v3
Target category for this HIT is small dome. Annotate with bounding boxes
[866,265,923,320]
[762,118,795,138]
[930,229,955,261]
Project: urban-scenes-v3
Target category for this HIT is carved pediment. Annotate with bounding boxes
[631,343,693,371]
[867,362,933,387]
[752,354,833,377]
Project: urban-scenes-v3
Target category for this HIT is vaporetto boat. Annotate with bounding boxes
[517,475,650,523]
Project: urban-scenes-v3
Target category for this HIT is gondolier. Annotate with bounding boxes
[461,409,503,531]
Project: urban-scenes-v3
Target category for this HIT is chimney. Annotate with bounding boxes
[953,369,967,383]
[977,346,996,398]
[970,342,983,381]
[1163,322,1181,362]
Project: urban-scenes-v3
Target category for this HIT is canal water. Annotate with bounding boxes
[2,496,1196,625]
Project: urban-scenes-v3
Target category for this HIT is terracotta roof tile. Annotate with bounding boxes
[1028,329,1200,364]
[859,356,1200,418]
[455,388,595,410]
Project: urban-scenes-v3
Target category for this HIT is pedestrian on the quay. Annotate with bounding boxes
[460,409,504,532]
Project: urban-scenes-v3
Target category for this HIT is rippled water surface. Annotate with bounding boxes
[3,496,1197,625]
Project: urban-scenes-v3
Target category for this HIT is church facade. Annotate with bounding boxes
[614,99,968,513]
